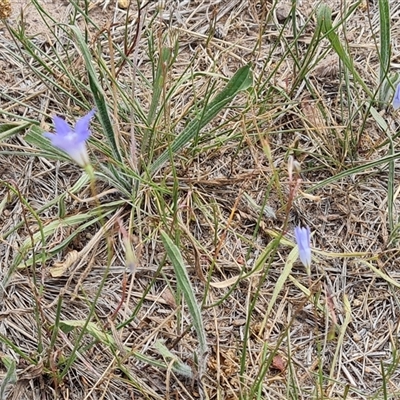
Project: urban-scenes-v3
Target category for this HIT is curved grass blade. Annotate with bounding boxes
[70,26,122,163]
[154,340,193,378]
[317,4,373,98]
[0,355,17,400]
[378,0,390,103]
[307,151,400,192]
[14,208,115,269]
[258,245,298,334]
[150,64,253,173]
[0,122,31,141]
[147,46,176,127]
[160,230,207,355]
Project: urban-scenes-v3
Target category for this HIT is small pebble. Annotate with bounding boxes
[0,0,11,19]
[353,333,362,342]
[275,2,291,23]
[118,0,129,9]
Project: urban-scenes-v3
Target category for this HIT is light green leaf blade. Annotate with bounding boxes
[154,340,193,378]
[264,245,297,323]
[378,0,390,103]
[0,355,17,400]
[59,320,115,346]
[0,122,31,141]
[160,230,207,355]
[69,25,122,163]
[150,64,253,173]
[317,4,372,98]
[308,151,400,192]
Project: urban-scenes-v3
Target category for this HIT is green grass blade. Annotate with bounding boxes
[359,260,400,289]
[14,208,114,269]
[378,0,390,103]
[150,64,253,173]
[329,295,352,380]
[142,46,176,157]
[0,355,17,399]
[59,320,116,347]
[70,25,122,163]
[0,122,31,141]
[259,245,297,332]
[147,47,173,126]
[160,230,207,355]
[308,151,400,192]
[154,340,193,378]
[317,4,373,98]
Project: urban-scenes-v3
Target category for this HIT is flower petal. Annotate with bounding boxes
[294,226,311,268]
[393,83,400,110]
[44,131,75,152]
[64,142,89,167]
[43,132,56,142]
[52,115,71,137]
[74,109,96,141]
[43,109,95,167]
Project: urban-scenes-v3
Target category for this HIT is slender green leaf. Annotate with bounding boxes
[147,47,173,126]
[15,208,115,269]
[308,151,400,192]
[329,295,352,380]
[160,230,207,355]
[317,4,372,98]
[154,340,193,377]
[59,320,115,347]
[0,122,31,141]
[150,64,253,173]
[70,26,122,163]
[359,260,400,289]
[378,0,390,103]
[260,246,297,331]
[0,355,17,400]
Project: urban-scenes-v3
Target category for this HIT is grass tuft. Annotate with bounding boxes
[1,0,400,398]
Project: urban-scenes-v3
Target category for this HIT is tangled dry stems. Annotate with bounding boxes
[1,0,400,399]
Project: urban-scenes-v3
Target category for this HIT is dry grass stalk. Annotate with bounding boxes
[1,0,400,399]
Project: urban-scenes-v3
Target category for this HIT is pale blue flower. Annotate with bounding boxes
[294,226,311,269]
[44,109,96,167]
[393,83,400,110]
